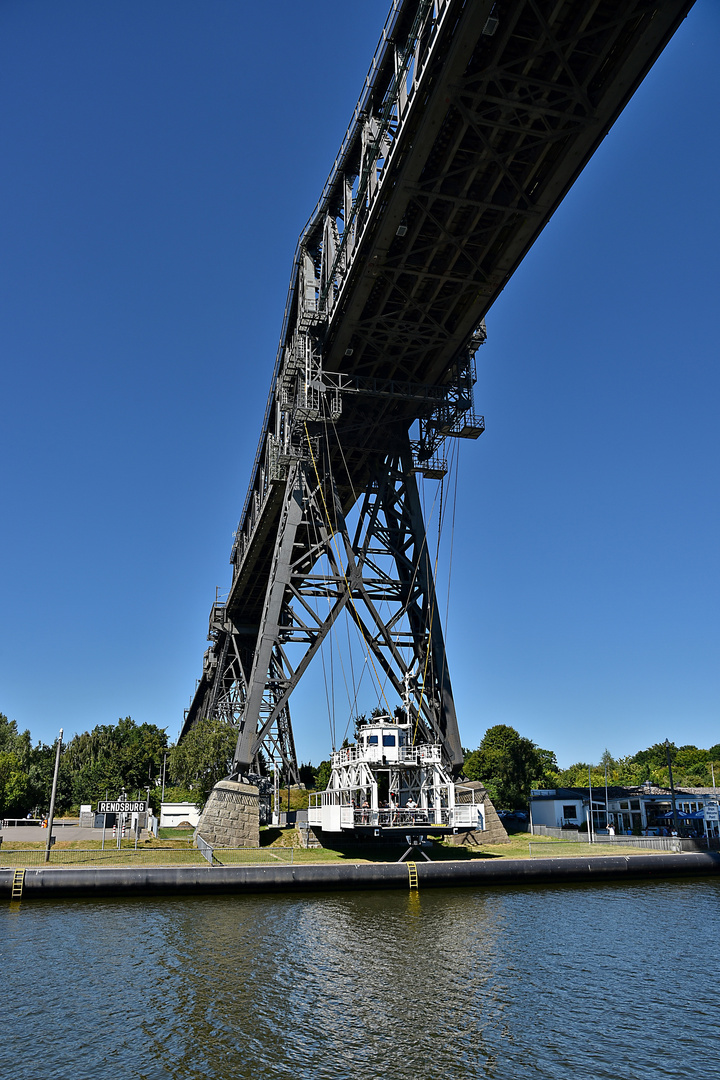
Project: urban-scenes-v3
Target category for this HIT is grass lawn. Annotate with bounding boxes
[0,826,679,868]
[157,828,195,843]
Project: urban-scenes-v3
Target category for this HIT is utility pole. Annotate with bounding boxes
[161,752,167,803]
[588,767,594,842]
[604,756,610,833]
[44,728,63,863]
[665,739,680,837]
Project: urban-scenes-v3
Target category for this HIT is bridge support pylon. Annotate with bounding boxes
[224,427,464,778]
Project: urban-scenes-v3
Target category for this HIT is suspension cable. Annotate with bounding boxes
[303,422,392,715]
[439,442,460,694]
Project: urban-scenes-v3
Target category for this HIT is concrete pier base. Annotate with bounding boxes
[194,779,260,848]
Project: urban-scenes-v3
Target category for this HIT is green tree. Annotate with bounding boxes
[353,714,368,738]
[314,760,332,790]
[0,751,29,816]
[0,712,32,766]
[463,725,556,810]
[62,717,168,806]
[168,717,237,801]
[298,762,316,788]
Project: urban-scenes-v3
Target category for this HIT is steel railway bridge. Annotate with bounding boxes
[180,0,695,782]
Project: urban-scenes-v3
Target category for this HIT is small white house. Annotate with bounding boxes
[160,801,200,828]
[530,790,588,828]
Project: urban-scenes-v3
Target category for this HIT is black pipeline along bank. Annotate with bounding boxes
[3,852,720,900]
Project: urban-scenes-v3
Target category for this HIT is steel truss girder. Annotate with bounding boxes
[231,433,463,775]
[198,614,299,781]
[183,0,694,781]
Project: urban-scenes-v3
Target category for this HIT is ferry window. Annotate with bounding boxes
[367,735,378,745]
[619,801,629,810]
[562,805,577,818]
[630,800,640,811]
[382,735,396,747]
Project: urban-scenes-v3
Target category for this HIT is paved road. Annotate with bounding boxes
[1,825,103,843]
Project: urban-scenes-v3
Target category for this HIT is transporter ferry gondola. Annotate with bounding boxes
[308,711,484,841]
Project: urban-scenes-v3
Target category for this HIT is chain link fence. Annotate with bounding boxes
[527,838,689,858]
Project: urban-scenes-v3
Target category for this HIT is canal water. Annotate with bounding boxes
[2,877,717,1079]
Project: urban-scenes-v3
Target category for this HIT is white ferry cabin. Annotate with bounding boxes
[308,714,483,837]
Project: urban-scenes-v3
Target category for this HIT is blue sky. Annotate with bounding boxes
[1,1,718,768]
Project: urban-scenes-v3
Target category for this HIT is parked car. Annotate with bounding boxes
[498,811,528,831]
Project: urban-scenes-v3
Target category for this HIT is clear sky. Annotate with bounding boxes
[1,1,718,769]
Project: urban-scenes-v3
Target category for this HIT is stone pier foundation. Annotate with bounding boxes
[194,779,260,848]
[446,781,510,846]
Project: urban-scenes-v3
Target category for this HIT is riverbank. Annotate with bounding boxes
[0,829,710,869]
[3,851,719,899]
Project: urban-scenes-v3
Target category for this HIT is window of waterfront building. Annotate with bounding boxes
[382,735,396,747]
[563,805,577,818]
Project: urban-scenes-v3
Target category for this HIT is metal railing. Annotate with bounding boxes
[527,837,690,857]
[348,807,446,827]
[0,846,312,868]
[1,819,79,828]
[0,847,207,867]
[331,743,442,766]
[340,805,479,828]
[196,834,215,866]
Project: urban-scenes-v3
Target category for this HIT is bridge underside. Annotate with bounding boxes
[181,0,694,779]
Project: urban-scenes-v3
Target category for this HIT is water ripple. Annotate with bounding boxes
[2,878,718,1079]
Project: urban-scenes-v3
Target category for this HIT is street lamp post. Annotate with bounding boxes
[161,752,167,803]
[588,766,595,842]
[665,739,681,837]
[604,757,610,833]
[44,728,63,864]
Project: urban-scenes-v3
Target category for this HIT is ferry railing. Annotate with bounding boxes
[450,805,480,828]
[402,746,442,764]
[331,743,442,767]
[350,807,453,828]
[332,746,364,765]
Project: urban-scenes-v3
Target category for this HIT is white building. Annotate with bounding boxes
[160,801,200,828]
[530,784,719,838]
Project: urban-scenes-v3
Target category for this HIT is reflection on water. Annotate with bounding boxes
[2,878,718,1079]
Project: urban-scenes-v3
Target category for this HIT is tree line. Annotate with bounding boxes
[0,712,170,817]
[461,725,720,811]
[1,709,718,817]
